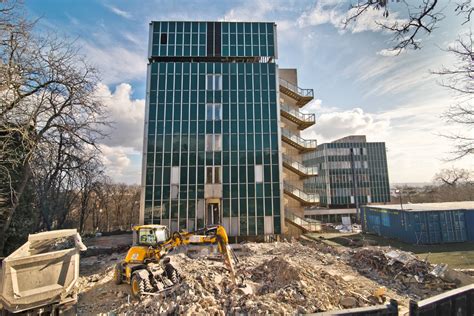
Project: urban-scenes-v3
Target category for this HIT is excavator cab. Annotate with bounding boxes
[133,225,169,246]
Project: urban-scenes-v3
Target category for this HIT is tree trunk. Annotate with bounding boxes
[0,162,31,256]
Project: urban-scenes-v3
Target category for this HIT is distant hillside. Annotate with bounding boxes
[391,182,431,188]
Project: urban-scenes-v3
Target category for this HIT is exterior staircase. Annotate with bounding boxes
[285,209,321,232]
[283,181,319,206]
[280,104,315,130]
[282,154,318,178]
[279,78,314,106]
[281,130,317,153]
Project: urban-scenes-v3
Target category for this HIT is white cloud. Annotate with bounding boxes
[104,4,132,19]
[99,144,141,184]
[298,2,406,34]
[93,82,146,184]
[220,0,276,22]
[82,42,147,85]
[362,57,434,97]
[95,83,145,151]
[297,1,344,29]
[376,48,405,57]
[302,108,390,143]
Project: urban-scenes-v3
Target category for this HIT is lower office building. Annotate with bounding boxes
[303,135,390,213]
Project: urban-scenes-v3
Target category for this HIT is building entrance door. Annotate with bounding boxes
[206,199,221,226]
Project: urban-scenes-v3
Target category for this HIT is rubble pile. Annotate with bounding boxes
[350,248,457,298]
[112,241,402,315]
[76,240,458,314]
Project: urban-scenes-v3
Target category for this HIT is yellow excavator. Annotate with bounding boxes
[113,224,238,298]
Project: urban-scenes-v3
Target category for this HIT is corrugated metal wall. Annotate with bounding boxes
[361,206,474,244]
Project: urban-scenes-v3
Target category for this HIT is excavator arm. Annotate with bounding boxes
[162,225,238,283]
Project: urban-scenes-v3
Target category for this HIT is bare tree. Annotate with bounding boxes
[343,0,472,53]
[433,167,472,186]
[0,1,107,254]
[434,33,474,159]
[76,160,105,234]
[128,185,140,229]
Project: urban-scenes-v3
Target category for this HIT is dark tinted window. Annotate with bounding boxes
[160,33,167,44]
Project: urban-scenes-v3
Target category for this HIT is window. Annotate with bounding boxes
[205,134,222,151]
[171,185,178,199]
[214,134,222,151]
[206,166,221,184]
[205,134,213,151]
[206,74,222,90]
[206,167,213,184]
[215,104,222,120]
[160,33,167,44]
[171,166,179,184]
[255,165,263,183]
[206,103,222,121]
[206,104,213,121]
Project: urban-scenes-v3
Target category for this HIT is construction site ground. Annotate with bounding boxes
[75,233,471,315]
[307,232,474,269]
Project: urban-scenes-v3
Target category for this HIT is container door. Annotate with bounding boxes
[453,211,467,242]
[440,212,455,243]
[428,213,441,244]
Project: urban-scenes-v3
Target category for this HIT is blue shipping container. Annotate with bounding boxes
[361,204,474,244]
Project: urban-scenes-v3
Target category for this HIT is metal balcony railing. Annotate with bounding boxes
[279,78,314,106]
[279,78,314,98]
[285,209,321,232]
[280,104,316,129]
[283,181,320,205]
[281,129,317,152]
[282,154,318,177]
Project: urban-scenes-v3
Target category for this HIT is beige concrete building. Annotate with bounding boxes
[279,69,320,235]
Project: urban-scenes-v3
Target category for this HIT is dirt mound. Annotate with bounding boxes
[251,256,301,293]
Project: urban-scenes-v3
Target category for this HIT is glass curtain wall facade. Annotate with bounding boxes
[141,21,281,237]
[303,136,390,208]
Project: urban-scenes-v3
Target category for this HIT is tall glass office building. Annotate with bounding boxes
[303,136,390,208]
[140,21,282,237]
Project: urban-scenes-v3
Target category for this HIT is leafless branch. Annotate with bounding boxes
[344,0,446,51]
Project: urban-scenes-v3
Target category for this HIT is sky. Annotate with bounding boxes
[24,0,473,185]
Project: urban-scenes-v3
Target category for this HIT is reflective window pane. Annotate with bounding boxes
[206,104,213,120]
[205,134,213,151]
[255,165,263,183]
[206,166,213,184]
[215,104,222,120]
[214,166,221,184]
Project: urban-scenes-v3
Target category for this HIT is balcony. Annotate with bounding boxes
[285,209,321,232]
[282,154,318,178]
[283,182,319,206]
[279,78,314,107]
[281,129,317,153]
[280,104,315,130]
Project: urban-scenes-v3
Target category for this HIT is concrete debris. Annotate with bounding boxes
[75,240,463,314]
[430,263,448,277]
[334,224,362,233]
[339,296,358,308]
[349,247,457,299]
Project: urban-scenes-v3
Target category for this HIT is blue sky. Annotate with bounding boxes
[25,0,472,184]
